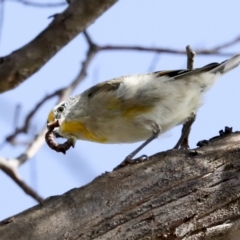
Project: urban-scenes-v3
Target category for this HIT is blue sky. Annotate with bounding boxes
[0,0,240,220]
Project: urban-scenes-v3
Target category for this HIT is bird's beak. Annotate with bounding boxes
[47,111,55,125]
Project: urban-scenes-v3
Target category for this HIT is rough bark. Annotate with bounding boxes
[0,0,117,93]
[1,130,240,240]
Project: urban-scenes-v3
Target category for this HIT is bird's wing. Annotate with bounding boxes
[153,62,220,81]
[85,78,123,99]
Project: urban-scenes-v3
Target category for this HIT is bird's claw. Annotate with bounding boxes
[113,154,149,171]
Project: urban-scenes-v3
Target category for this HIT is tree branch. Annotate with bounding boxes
[6,31,98,145]
[0,154,44,202]
[1,129,240,239]
[6,90,61,144]
[98,38,240,56]
[211,35,240,51]
[186,45,196,70]
[0,0,117,93]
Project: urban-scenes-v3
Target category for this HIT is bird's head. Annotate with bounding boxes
[47,102,66,138]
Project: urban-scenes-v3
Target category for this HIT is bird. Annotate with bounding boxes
[46,54,240,168]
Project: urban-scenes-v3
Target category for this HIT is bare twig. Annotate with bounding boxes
[67,33,98,91]
[210,35,240,51]
[0,157,43,202]
[6,90,61,144]
[98,38,240,57]
[186,45,196,70]
[83,30,95,48]
[0,127,47,202]
[17,127,47,165]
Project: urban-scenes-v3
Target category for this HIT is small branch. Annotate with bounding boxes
[211,35,240,51]
[56,31,98,98]
[98,43,239,57]
[6,90,61,144]
[17,127,47,165]
[83,30,95,48]
[0,128,47,202]
[68,32,98,91]
[186,45,196,70]
[0,157,43,202]
[101,34,240,56]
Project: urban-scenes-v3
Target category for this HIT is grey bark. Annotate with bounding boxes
[0,0,117,93]
[1,130,240,239]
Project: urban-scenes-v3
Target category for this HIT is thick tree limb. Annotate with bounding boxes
[0,0,117,93]
[1,129,240,239]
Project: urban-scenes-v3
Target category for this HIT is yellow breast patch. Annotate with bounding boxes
[121,105,152,118]
[60,120,107,143]
[47,110,55,123]
[108,100,152,118]
[107,97,121,111]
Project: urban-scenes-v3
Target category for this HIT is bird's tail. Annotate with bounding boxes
[209,54,240,75]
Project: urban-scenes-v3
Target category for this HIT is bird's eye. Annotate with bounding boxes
[57,106,64,113]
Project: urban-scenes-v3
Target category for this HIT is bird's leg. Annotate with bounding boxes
[173,112,196,149]
[114,122,161,170]
[173,45,196,150]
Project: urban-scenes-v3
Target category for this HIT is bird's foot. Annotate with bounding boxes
[113,154,149,171]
